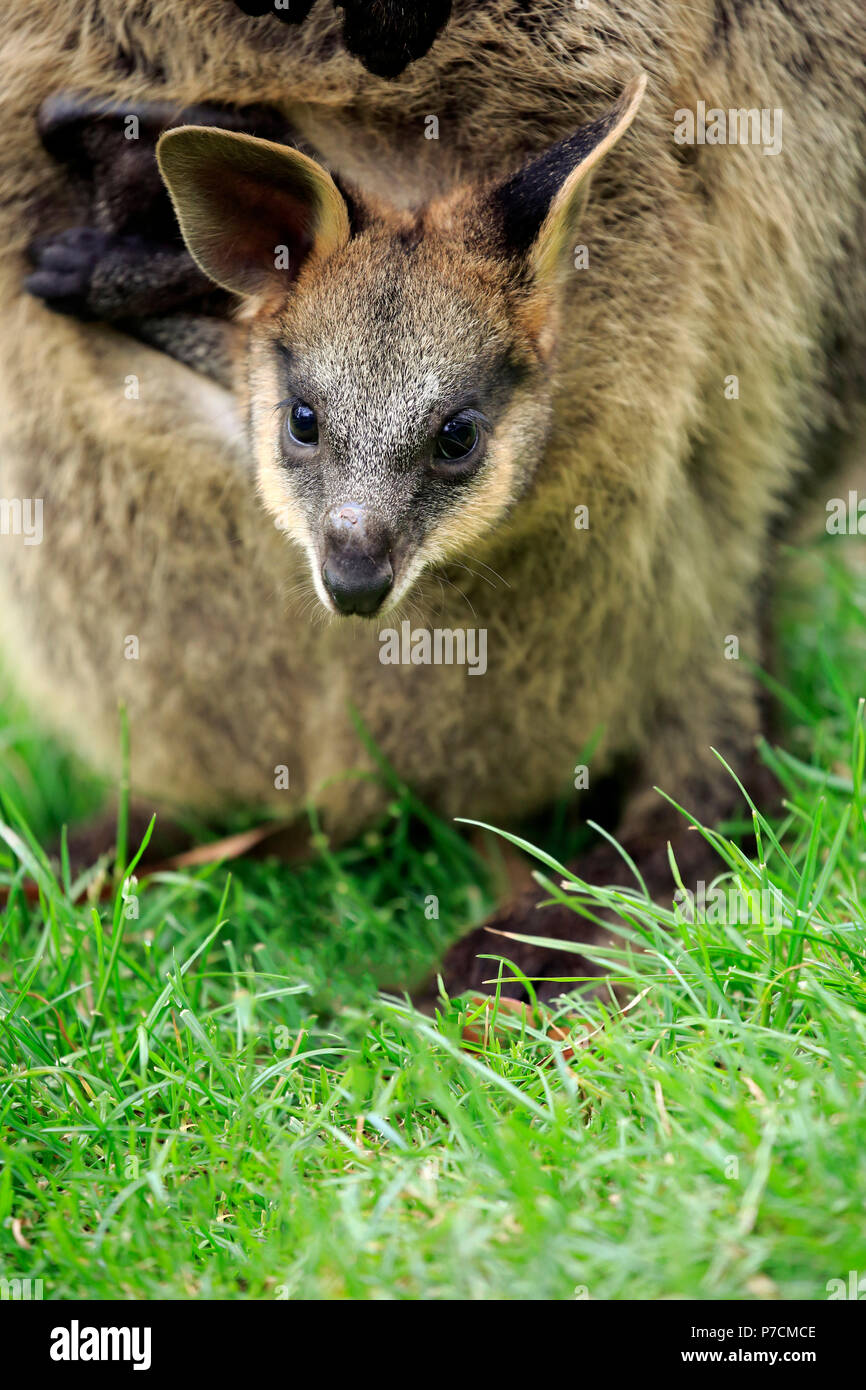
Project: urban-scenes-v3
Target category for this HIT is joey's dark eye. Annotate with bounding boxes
[287,400,319,446]
[435,414,479,462]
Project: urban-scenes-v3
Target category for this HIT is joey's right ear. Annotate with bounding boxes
[156,126,351,297]
[482,75,647,288]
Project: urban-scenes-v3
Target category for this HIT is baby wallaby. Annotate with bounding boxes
[156,79,646,619]
[153,76,775,1001]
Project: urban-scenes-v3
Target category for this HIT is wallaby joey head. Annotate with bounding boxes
[157,76,645,618]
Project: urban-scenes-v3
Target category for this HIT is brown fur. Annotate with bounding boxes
[0,2,864,989]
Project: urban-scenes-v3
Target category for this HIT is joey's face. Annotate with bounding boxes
[249,235,551,616]
[158,78,645,617]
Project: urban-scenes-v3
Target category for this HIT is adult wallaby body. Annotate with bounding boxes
[1,1,864,998]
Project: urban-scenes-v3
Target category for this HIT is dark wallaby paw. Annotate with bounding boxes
[25,226,115,318]
[338,1,454,77]
[28,94,277,328]
[230,0,452,76]
[26,226,219,324]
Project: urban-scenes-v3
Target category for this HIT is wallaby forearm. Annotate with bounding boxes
[24,94,291,379]
[128,313,237,388]
[26,229,219,319]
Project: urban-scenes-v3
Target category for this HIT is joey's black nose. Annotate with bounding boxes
[322,503,394,616]
[323,564,393,615]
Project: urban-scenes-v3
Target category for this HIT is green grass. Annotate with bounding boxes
[1,538,865,1301]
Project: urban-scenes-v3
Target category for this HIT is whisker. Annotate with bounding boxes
[461,552,512,589]
[438,573,478,622]
[446,559,497,590]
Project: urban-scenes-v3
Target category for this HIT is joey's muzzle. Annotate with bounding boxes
[321,503,394,616]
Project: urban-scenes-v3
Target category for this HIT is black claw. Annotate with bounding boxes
[24,271,93,317]
[24,226,113,315]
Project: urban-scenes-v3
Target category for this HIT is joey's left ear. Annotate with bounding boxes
[157,126,351,297]
[485,74,647,286]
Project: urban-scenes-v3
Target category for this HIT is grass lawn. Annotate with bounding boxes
[1,537,865,1301]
